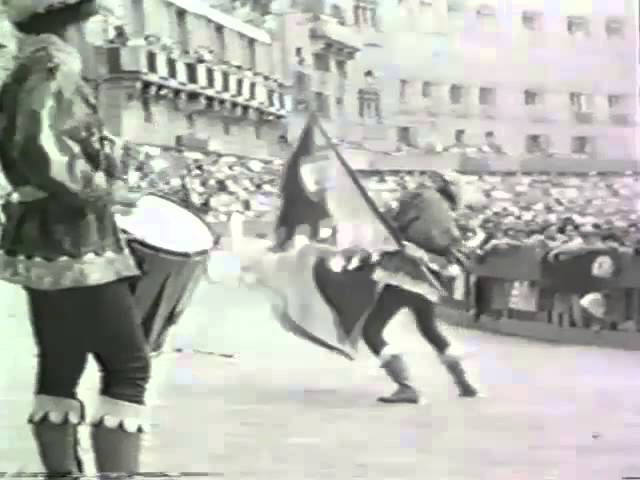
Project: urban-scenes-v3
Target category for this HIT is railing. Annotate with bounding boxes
[525,105,553,123]
[610,112,635,126]
[440,245,640,346]
[94,45,286,117]
[573,110,595,124]
[308,15,362,52]
[347,150,639,173]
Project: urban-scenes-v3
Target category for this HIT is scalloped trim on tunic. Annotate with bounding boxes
[28,394,84,425]
[0,248,141,290]
[89,396,150,433]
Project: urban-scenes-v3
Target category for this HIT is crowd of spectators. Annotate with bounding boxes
[2,150,638,333]
[125,157,638,334]
[119,153,640,253]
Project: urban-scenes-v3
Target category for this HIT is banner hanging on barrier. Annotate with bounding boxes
[541,249,622,294]
[473,246,543,281]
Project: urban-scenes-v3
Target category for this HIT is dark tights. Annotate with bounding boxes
[27,279,150,405]
[362,284,450,357]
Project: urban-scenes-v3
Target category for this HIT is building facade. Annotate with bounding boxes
[74,0,290,161]
[278,0,639,171]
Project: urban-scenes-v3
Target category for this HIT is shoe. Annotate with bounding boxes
[377,354,420,404]
[29,395,85,476]
[440,353,480,398]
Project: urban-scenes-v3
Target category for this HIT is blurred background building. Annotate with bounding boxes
[72,0,289,161]
[271,0,639,171]
[19,0,639,172]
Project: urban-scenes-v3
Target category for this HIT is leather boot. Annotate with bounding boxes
[90,396,148,475]
[29,395,85,476]
[377,353,420,404]
[440,353,479,398]
[91,424,142,474]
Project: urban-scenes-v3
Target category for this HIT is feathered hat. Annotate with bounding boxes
[3,0,107,34]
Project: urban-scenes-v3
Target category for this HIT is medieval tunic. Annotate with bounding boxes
[371,187,465,302]
[0,35,140,290]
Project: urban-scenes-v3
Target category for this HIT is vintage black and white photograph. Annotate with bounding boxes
[0,0,638,478]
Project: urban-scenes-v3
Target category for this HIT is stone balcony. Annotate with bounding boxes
[525,104,554,123]
[449,102,473,118]
[573,110,595,124]
[95,44,287,118]
[308,15,362,60]
[478,104,498,119]
[610,112,636,126]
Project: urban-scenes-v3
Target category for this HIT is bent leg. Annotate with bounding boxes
[410,293,479,398]
[362,285,419,404]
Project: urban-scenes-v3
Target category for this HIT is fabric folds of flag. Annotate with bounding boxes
[274,112,402,253]
[264,113,403,358]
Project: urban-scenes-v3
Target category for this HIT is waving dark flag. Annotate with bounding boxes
[256,113,404,358]
[274,112,401,252]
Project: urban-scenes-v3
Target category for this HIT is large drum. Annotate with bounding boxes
[116,195,214,353]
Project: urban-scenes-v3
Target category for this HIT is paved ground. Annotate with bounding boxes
[1,280,639,480]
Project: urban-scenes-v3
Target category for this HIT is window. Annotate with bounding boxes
[525,134,548,153]
[524,89,541,105]
[167,58,177,78]
[186,112,196,130]
[146,51,157,73]
[131,0,145,38]
[569,92,591,112]
[247,39,256,70]
[522,11,542,31]
[479,87,496,106]
[571,136,592,154]
[222,71,230,92]
[449,84,463,104]
[397,126,413,147]
[399,79,409,102]
[236,78,244,96]
[422,81,433,98]
[608,94,627,110]
[215,25,226,61]
[447,0,464,13]
[206,67,215,88]
[370,5,378,29]
[335,60,347,79]
[186,62,197,84]
[313,53,331,72]
[567,16,590,37]
[330,4,346,25]
[249,82,257,100]
[605,17,625,38]
[314,92,330,117]
[175,8,189,53]
[361,6,369,25]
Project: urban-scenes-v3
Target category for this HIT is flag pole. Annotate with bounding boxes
[313,115,404,249]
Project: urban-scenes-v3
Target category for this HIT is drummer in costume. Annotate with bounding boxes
[0,1,150,475]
